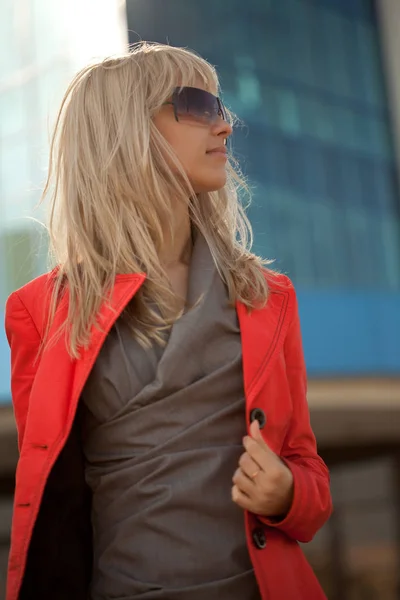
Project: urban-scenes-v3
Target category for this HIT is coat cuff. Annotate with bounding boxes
[257,458,316,543]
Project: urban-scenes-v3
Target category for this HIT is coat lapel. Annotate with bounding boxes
[23,274,146,451]
[72,274,147,417]
[236,286,294,403]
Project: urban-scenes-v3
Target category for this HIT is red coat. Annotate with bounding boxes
[5,270,332,600]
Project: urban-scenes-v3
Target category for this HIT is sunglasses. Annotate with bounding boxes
[163,86,228,124]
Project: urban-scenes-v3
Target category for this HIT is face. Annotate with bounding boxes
[153,84,233,193]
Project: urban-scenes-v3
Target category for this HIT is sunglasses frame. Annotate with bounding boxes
[163,86,228,124]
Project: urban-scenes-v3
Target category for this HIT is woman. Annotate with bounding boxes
[5,43,331,600]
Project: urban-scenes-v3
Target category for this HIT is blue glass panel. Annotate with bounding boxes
[125,0,400,374]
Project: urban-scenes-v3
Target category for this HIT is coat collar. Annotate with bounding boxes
[23,274,146,450]
[74,273,294,411]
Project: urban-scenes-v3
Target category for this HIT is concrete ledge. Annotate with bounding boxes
[311,406,400,448]
[307,377,400,409]
[308,378,400,447]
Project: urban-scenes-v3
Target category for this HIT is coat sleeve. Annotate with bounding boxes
[5,291,42,451]
[260,283,332,542]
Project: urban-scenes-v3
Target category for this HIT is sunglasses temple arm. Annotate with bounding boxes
[218,98,227,121]
[173,102,179,122]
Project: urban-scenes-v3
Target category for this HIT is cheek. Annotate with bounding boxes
[172,145,228,193]
[164,133,211,187]
[172,135,227,192]
[157,125,202,177]
[153,113,193,167]
[153,115,226,192]
[172,139,199,171]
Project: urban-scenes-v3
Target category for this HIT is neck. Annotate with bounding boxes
[160,206,193,267]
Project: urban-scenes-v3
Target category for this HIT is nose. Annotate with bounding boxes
[212,116,233,142]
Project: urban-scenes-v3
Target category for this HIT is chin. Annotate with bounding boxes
[193,175,227,194]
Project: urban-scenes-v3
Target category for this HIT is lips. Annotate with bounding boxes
[206,146,227,155]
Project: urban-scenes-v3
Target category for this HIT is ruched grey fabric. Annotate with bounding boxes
[81,233,261,600]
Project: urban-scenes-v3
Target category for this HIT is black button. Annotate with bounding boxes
[252,527,267,549]
[250,408,266,429]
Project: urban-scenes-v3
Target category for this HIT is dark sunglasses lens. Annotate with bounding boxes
[175,88,225,122]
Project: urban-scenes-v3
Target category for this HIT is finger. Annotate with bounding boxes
[238,452,261,480]
[231,484,254,511]
[243,435,275,472]
[232,468,257,496]
[249,419,272,450]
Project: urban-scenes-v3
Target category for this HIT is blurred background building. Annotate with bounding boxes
[0,0,400,598]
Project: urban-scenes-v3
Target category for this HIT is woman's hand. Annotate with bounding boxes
[232,419,294,518]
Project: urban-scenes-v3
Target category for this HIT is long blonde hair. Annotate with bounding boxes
[44,42,271,358]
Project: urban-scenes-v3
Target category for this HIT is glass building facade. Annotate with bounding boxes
[126,0,400,375]
[0,0,127,402]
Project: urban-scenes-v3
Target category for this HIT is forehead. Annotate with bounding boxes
[155,54,220,103]
[174,66,218,96]
[173,83,217,98]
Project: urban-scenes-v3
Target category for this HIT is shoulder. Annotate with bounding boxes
[264,269,297,305]
[264,270,294,294]
[261,269,299,328]
[5,269,57,338]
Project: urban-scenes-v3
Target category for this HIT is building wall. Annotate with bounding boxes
[0,0,128,403]
[126,0,400,376]
[1,0,399,401]
[376,0,400,188]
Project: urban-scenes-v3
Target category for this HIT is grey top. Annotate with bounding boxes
[80,233,261,599]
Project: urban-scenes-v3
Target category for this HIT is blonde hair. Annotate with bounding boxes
[43,42,271,358]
